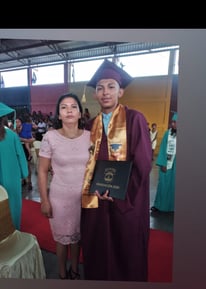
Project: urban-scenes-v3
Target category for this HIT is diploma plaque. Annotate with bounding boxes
[89,160,133,200]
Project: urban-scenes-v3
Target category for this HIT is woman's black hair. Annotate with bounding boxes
[53,93,84,129]
[16,116,23,123]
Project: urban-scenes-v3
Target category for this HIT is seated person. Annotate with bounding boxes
[19,121,33,161]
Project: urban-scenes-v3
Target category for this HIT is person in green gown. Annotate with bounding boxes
[151,112,177,212]
[0,102,28,229]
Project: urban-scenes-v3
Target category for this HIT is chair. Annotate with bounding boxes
[0,185,46,279]
[32,140,42,174]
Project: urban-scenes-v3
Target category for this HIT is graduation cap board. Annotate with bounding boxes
[87,59,133,89]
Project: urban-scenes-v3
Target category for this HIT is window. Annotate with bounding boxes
[119,51,170,77]
[73,59,107,82]
[31,64,64,85]
[1,69,28,88]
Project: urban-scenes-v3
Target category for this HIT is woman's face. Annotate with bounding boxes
[16,118,22,129]
[58,97,81,125]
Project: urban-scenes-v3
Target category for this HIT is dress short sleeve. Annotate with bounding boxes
[39,132,52,158]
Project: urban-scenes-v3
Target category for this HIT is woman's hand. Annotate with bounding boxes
[41,200,53,218]
[161,166,167,173]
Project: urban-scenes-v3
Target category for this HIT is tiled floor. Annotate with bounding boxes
[22,158,174,279]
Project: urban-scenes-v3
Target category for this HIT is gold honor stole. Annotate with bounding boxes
[82,104,127,208]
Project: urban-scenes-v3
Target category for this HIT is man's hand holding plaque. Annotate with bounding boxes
[95,189,114,202]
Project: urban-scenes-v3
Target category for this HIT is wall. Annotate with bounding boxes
[30,83,69,114]
[122,75,173,154]
[0,86,30,110]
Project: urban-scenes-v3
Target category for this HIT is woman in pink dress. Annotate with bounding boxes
[38,93,90,279]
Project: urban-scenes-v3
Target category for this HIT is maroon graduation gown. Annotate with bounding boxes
[81,106,152,281]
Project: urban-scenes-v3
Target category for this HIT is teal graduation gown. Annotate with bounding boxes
[0,127,28,229]
[153,129,176,212]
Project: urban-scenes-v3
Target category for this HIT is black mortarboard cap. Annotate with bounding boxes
[87,59,133,89]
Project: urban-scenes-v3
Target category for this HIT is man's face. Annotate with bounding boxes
[95,79,123,113]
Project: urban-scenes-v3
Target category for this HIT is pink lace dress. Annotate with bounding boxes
[39,129,90,244]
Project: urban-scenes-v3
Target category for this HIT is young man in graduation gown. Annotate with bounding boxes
[81,59,152,281]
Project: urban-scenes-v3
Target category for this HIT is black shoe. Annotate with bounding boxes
[151,206,159,212]
[68,266,80,280]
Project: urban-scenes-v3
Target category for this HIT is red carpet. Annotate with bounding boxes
[21,199,173,282]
